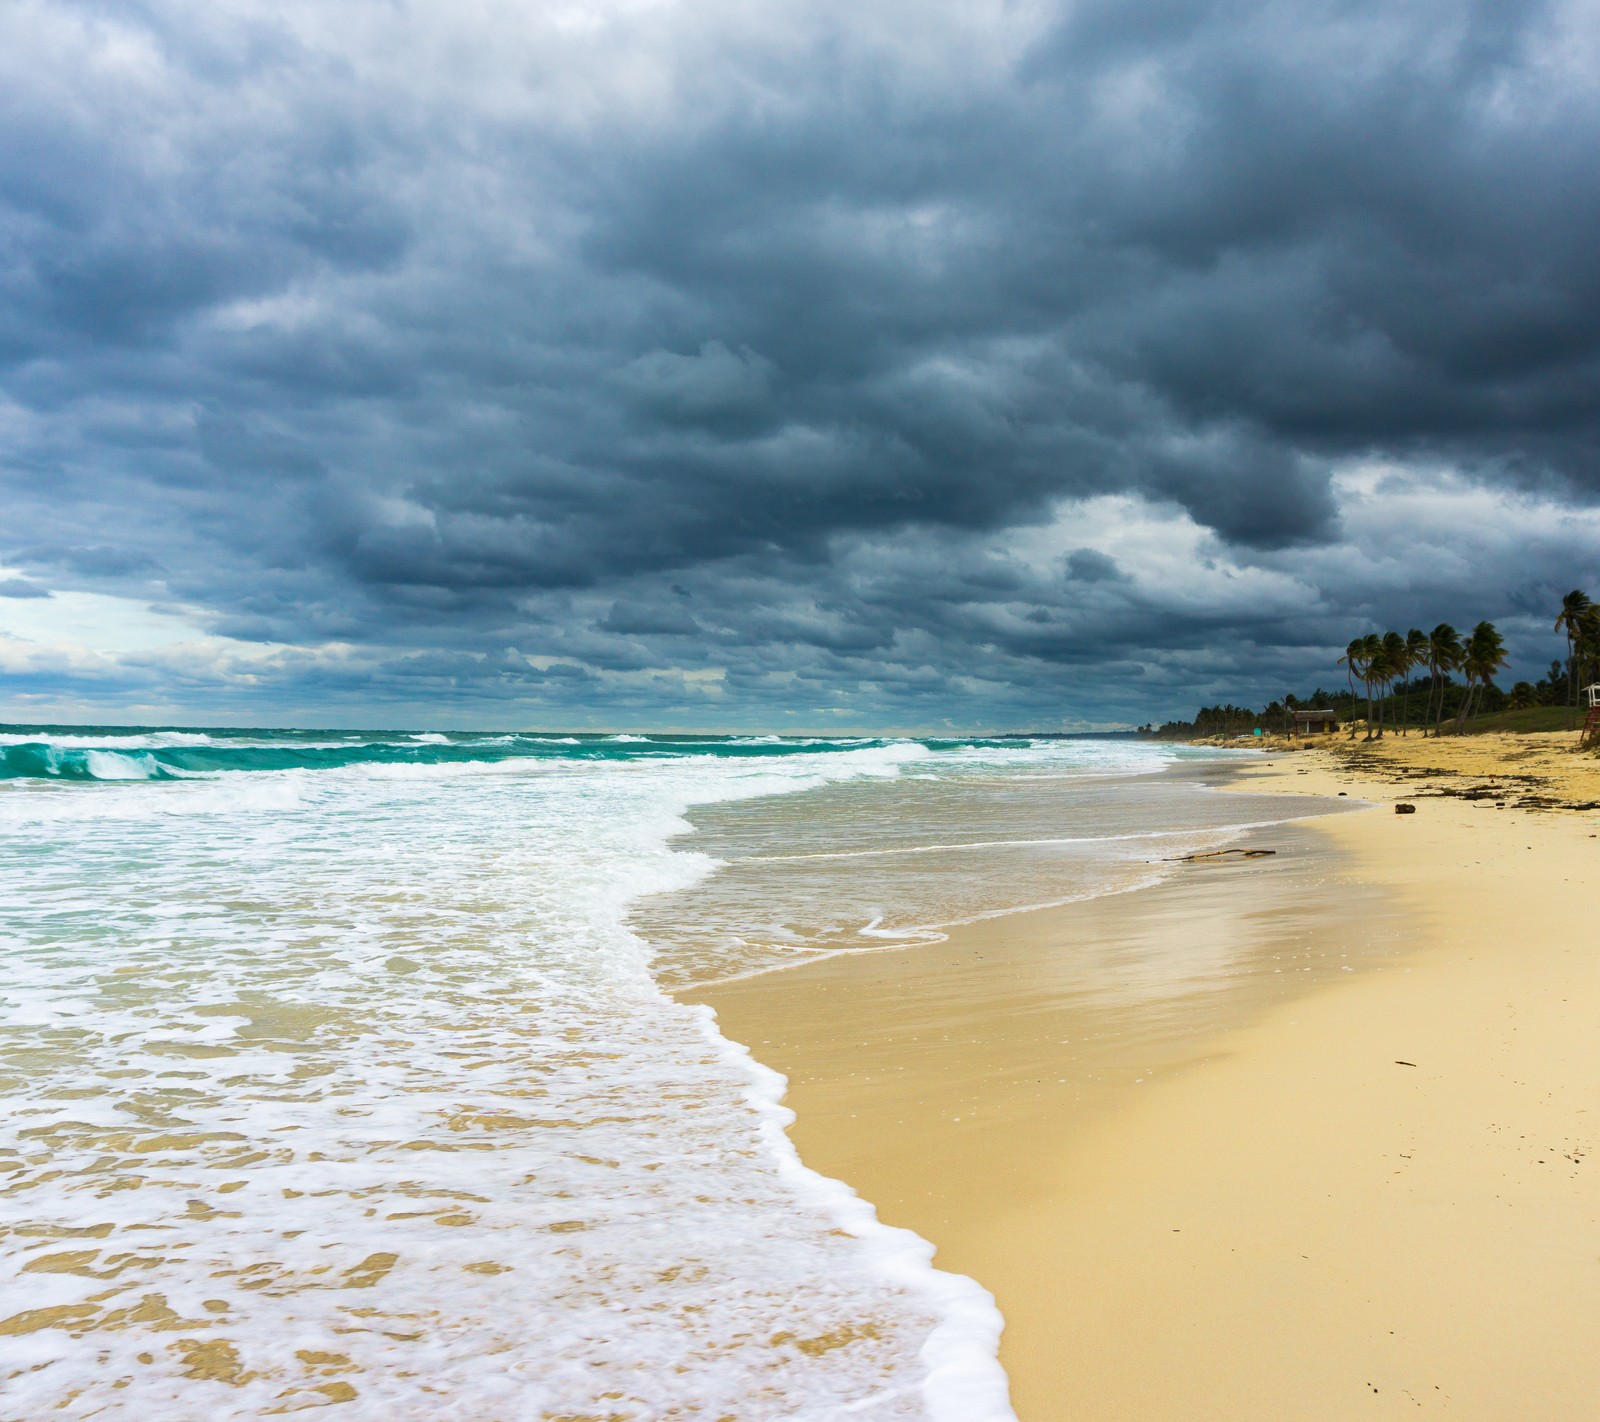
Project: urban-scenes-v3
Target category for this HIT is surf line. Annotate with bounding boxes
[740,819,1300,863]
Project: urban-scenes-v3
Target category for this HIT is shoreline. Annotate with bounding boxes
[686,736,1600,1419]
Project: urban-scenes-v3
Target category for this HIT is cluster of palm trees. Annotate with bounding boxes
[1338,622,1508,737]
[1186,704,1265,737]
[1554,589,1600,714]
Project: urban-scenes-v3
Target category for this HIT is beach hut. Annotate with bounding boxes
[1291,709,1338,735]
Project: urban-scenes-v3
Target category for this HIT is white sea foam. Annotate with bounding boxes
[0,730,409,757]
[710,1016,1013,1421]
[0,732,1318,1418]
[79,748,164,779]
[0,730,219,749]
[739,818,1295,863]
[0,736,1028,1420]
[0,773,311,823]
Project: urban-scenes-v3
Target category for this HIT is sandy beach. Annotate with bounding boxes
[690,733,1600,1420]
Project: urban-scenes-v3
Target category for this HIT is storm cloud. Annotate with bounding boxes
[2,0,1598,727]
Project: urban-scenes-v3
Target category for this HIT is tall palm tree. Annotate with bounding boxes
[1427,623,1463,735]
[1456,621,1509,727]
[1338,637,1366,734]
[1359,632,1385,738]
[1379,630,1408,737]
[1554,589,1592,724]
[1401,628,1428,735]
[1454,648,1478,729]
[1479,619,1509,689]
[1576,604,1600,706]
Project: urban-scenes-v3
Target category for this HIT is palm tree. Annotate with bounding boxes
[1379,630,1408,737]
[1579,604,1600,688]
[1456,621,1509,728]
[1426,623,1463,735]
[1401,628,1428,734]
[1359,632,1386,738]
[1338,637,1366,735]
[1554,590,1592,724]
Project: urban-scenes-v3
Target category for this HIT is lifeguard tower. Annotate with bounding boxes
[1583,684,1600,748]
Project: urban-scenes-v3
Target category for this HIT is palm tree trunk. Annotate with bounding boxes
[1568,633,1576,729]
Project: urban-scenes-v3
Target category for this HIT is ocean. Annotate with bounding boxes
[0,727,1325,1419]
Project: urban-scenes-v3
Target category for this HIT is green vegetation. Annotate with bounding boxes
[1150,588,1600,741]
[1450,706,1578,735]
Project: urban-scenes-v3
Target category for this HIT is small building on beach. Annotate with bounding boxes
[1292,709,1339,734]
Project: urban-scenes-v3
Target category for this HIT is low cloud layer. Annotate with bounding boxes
[3,0,1598,727]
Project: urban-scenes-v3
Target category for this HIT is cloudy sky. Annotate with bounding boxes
[3,0,1598,730]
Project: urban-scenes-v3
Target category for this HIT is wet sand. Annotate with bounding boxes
[686,735,1600,1419]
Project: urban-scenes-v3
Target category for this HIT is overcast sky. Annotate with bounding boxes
[3,0,1598,730]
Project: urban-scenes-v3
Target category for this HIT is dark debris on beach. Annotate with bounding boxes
[1315,744,1600,813]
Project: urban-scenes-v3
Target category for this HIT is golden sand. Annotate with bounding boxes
[689,732,1600,1420]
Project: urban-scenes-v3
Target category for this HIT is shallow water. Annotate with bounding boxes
[639,753,1328,989]
[0,728,1324,1419]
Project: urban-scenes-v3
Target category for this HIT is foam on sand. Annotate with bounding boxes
[0,734,1017,1418]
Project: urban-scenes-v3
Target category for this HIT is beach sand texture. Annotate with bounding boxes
[692,733,1600,1420]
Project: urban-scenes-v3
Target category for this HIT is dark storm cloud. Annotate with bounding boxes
[1063,550,1126,585]
[2,0,1598,725]
[601,600,703,637]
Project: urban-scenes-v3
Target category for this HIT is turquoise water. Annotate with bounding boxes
[0,725,999,781]
[0,725,1312,1420]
